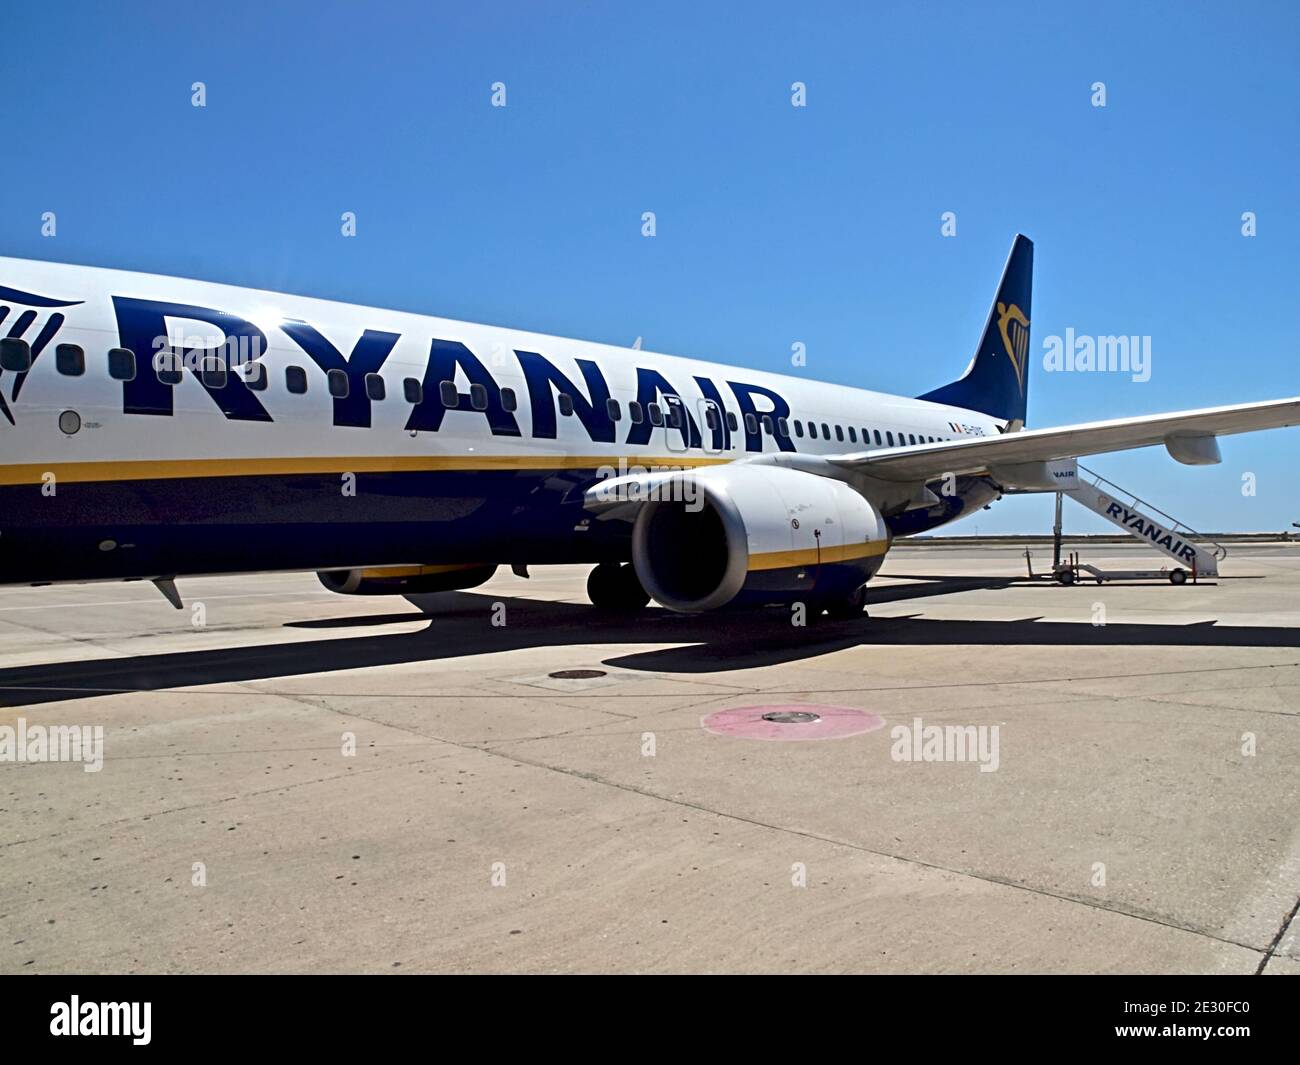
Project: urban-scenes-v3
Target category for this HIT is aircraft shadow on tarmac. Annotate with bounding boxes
[1,576,1298,707]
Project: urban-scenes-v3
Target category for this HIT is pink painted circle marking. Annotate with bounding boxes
[702,704,884,741]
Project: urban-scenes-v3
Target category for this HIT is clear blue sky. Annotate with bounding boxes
[3,1,1297,533]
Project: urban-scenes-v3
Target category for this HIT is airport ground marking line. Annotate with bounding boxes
[1256,894,1300,975]
[4,659,1300,701]
[0,592,339,612]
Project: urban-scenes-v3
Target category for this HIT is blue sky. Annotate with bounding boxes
[3,0,1297,533]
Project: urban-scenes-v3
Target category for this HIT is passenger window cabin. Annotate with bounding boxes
[108,348,136,381]
[201,357,227,390]
[55,343,84,376]
[0,338,31,372]
[244,362,267,391]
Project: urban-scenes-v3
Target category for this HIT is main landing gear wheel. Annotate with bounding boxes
[587,562,651,611]
[822,584,868,620]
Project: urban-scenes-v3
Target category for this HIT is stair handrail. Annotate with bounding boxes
[1075,463,1229,561]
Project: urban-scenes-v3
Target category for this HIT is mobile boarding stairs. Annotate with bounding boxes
[1012,461,1227,585]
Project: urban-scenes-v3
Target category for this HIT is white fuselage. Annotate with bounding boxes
[0,256,998,585]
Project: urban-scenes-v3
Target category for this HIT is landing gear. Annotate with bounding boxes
[587,562,651,611]
[822,584,868,620]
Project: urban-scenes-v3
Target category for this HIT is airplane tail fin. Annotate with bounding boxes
[917,234,1033,428]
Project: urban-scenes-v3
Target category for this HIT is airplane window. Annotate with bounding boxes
[156,350,182,386]
[365,373,386,401]
[244,362,267,391]
[809,422,818,439]
[108,347,136,381]
[404,378,423,404]
[821,422,830,438]
[848,427,857,443]
[557,393,575,416]
[327,368,349,398]
[439,380,458,407]
[861,427,869,442]
[761,415,774,435]
[469,383,488,411]
[648,402,663,426]
[744,413,758,434]
[778,417,789,437]
[55,343,84,376]
[500,386,516,412]
[0,338,31,372]
[629,400,644,424]
[886,431,894,446]
[835,425,844,442]
[705,406,718,430]
[794,420,804,438]
[202,357,228,390]
[286,366,308,394]
[908,433,916,445]
[874,430,882,446]
[668,403,683,428]
[726,412,738,431]
[606,397,621,421]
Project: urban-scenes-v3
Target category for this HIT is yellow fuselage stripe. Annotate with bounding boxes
[0,454,730,486]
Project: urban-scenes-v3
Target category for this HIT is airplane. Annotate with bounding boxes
[0,234,1296,619]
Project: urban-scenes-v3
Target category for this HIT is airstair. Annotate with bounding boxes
[1008,459,1227,583]
[1063,464,1227,578]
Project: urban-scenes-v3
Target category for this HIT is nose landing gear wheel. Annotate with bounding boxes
[587,562,651,611]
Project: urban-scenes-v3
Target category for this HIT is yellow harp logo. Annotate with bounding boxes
[996,301,1030,394]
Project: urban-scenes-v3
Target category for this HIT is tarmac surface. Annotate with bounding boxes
[1,541,1298,973]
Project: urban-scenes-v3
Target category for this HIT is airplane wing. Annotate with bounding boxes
[826,396,1300,482]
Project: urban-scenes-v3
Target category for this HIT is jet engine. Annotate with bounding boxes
[629,465,889,612]
[317,563,498,595]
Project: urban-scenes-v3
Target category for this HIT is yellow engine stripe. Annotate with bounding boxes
[748,539,889,572]
[356,564,487,579]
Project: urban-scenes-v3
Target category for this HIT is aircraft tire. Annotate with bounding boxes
[822,584,868,620]
[588,562,651,611]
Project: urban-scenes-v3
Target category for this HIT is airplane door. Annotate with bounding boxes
[698,398,723,453]
[662,395,690,453]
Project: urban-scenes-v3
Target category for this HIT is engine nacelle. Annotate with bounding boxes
[318,563,498,595]
[630,465,889,612]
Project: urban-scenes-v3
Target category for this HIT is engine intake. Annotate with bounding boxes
[630,465,889,612]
